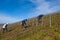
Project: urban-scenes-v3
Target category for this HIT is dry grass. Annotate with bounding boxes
[0,12,60,40]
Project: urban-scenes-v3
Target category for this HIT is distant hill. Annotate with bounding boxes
[0,12,60,40]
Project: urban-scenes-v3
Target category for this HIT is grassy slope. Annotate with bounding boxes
[0,12,60,40]
[0,24,3,31]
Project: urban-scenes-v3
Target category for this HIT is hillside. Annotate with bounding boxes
[0,12,60,40]
[0,24,3,30]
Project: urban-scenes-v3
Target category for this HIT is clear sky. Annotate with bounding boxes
[0,0,60,23]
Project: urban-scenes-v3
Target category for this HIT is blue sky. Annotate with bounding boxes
[0,0,60,23]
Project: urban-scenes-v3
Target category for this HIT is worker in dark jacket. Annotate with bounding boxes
[22,19,27,28]
[37,15,44,23]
